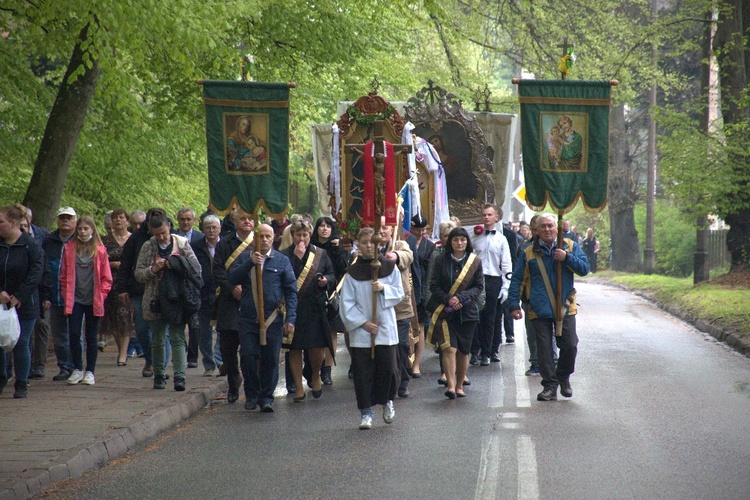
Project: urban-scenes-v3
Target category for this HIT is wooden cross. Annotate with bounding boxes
[344,119,412,357]
[557,38,574,80]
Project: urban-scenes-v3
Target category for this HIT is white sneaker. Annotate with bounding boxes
[359,414,373,430]
[81,371,96,385]
[383,400,395,424]
[67,369,84,385]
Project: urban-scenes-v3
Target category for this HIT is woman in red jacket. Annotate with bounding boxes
[60,216,112,386]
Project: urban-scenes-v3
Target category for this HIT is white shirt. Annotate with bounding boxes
[471,227,512,280]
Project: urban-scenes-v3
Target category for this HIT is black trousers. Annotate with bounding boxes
[396,318,411,389]
[186,313,199,363]
[219,329,242,395]
[472,275,502,358]
[491,300,514,354]
[531,315,578,390]
[351,345,398,410]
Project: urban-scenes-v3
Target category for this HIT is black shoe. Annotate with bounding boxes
[286,382,297,393]
[506,336,514,344]
[398,386,410,398]
[174,378,186,392]
[259,402,274,413]
[153,377,166,390]
[409,371,422,379]
[312,389,323,399]
[321,366,333,386]
[348,365,353,379]
[218,364,227,377]
[53,371,71,381]
[245,399,257,411]
[480,356,490,366]
[560,379,573,398]
[29,371,44,380]
[227,392,239,404]
[187,361,198,368]
[490,354,501,363]
[437,377,447,386]
[13,381,28,399]
[469,354,479,366]
[537,387,557,401]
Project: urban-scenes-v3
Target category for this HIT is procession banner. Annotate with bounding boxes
[518,80,611,213]
[202,80,290,217]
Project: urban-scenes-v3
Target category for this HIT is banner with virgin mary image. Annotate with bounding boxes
[517,79,611,213]
[202,80,290,217]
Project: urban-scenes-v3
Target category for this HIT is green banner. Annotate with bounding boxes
[518,79,611,213]
[203,80,290,217]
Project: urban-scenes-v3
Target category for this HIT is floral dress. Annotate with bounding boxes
[100,235,135,338]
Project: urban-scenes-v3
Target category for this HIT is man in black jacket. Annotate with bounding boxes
[212,208,255,403]
[191,214,221,376]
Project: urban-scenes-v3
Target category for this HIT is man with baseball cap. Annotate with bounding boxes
[42,206,78,380]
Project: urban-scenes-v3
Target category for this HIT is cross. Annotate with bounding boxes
[234,40,252,81]
[557,38,574,80]
[344,119,412,357]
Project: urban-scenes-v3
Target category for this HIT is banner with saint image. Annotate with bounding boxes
[202,80,290,216]
[518,80,611,213]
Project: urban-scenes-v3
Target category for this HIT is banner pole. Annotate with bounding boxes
[555,211,564,337]
[255,217,267,346]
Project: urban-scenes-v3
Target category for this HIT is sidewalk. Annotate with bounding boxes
[0,349,227,499]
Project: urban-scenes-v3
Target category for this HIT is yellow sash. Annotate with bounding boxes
[426,253,477,350]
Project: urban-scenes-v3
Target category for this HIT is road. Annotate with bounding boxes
[43,281,750,499]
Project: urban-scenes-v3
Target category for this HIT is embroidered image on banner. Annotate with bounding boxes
[224,113,270,175]
[540,112,588,173]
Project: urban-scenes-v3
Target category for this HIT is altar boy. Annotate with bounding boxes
[340,227,404,429]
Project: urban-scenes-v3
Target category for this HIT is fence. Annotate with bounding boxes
[707,229,729,270]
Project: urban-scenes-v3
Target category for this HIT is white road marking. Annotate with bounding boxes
[475,434,500,500]
[517,435,540,499]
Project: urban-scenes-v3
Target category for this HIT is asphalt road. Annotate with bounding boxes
[43,281,750,499]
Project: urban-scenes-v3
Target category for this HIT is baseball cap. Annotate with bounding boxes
[57,206,77,218]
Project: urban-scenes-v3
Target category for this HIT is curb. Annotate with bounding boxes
[597,279,750,357]
[0,379,227,500]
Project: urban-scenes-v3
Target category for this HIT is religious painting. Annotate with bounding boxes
[223,113,270,175]
[412,121,477,201]
[539,112,588,173]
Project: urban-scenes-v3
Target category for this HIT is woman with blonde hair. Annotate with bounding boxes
[60,216,113,386]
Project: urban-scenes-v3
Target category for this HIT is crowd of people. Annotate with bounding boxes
[0,202,591,429]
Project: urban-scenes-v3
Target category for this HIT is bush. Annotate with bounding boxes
[634,198,696,277]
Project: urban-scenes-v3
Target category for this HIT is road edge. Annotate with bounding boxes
[0,379,227,500]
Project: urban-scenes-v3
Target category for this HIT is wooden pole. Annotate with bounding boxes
[555,211,564,336]
[255,218,266,346]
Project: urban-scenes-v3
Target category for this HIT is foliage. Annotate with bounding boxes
[634,198,696,277]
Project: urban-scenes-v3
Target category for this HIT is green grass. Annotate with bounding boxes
[588,271,750,343]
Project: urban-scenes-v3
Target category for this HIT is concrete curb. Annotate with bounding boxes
[0,380,227,500]
[597,279,750,357]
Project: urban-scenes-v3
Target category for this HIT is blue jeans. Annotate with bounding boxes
[213,331,223,365]
[0,317,36,383]
[49,306,73,374]
[149,320,184,380]
[68,303,100,373]
[238,318,283,405]
[198,302,216,370]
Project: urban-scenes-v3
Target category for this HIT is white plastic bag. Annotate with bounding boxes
[0,303,21,352]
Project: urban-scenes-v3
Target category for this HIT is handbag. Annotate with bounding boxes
[326,290,340,321]
[0,304,21,353]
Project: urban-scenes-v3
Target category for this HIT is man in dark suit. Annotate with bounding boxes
[191,214,222,376]
[213,209,255,404]
[176,207,204,368]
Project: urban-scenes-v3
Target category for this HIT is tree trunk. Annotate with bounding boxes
[22,24,100,229]
[608,103,642,272]
[714,0,750,272]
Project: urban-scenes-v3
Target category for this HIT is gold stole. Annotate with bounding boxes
[426,253,478,350]
[281,247,321,350]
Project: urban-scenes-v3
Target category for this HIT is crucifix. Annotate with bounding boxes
[557,37,574,80]
[344,119,413,357]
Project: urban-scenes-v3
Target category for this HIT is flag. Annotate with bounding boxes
[400,183,411,234]
[518,80,611,213]
[202,80,290,216]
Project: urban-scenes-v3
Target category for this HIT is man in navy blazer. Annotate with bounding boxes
[229,224,297,413]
